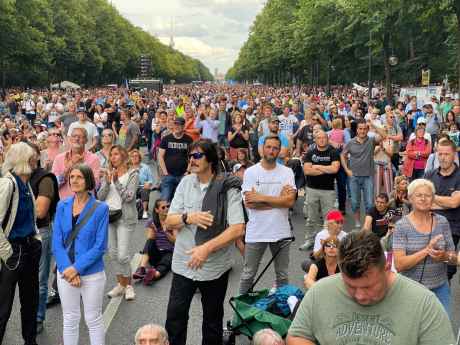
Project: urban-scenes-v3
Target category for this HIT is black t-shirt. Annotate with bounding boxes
[160,133,193,176]
[367,207,393,238]
[424,166,460,235]
[303,145,339,190]
[229,125,249,148]
[296,125,314,153]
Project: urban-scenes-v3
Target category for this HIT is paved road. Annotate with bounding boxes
[5,182,460,345]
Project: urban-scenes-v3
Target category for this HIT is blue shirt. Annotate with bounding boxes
[9,174,35,240]
[138,163,155,186]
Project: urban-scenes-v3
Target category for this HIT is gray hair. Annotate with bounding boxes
[135,324,168,345]
[407,178,435,198]
[2,142,35,176]
[253,329,284,345]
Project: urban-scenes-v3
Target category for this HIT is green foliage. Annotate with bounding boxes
[228,0,460,88]
[0,0,212,87]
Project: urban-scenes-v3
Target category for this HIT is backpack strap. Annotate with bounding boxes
[2,177,15,232]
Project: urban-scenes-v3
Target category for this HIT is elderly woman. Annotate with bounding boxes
[393,179,456,316]
[402,126,432,180]
[0,142,41,345]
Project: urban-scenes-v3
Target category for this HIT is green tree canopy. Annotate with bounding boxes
[0,0,213,87]
[227,0,460,93]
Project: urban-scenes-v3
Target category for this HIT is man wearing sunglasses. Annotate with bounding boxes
[164,139,245,345]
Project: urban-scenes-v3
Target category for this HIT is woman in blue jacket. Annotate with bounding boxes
[52,164,109,345]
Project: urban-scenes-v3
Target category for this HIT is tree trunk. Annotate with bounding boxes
[383,31,392,104]
[453,0,460,92]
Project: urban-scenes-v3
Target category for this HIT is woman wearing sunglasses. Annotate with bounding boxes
[304,236,340,289]
[132,198,175,285]
[40,130,63,171]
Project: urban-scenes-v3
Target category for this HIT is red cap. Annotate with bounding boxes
[326,210,344,222]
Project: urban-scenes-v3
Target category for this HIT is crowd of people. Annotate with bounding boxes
[0,83,458,344]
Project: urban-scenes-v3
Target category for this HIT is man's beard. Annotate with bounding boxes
[264,155,277,163]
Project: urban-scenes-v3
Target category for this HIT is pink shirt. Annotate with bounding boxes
[52,150,101,199]
[413,139,427,170]
[328,129,344,145]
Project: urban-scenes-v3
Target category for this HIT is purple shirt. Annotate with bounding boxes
[146,220,174,251]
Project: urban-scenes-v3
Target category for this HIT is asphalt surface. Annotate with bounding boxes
[4,166,460,345]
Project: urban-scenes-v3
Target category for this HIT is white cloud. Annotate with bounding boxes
[111,0,264,74]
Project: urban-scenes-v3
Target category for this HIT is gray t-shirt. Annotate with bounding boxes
[168,174,245,281]
[118,122,140,149]
[343,136,376,176]
[288,274,455,345]
[393,214,454,289]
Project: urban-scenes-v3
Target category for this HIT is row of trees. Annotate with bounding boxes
[227,0,460,96]
[0,0,213,87]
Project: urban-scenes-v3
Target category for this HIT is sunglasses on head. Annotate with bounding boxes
[189,152,205,160]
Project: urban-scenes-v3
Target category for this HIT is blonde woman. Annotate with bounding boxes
[97,145,139,301]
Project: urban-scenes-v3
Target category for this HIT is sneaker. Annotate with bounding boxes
[133,267,146,280]
[142,211,148,219]
[355,220,361,229]
[125,285,136,301]
[299,240,314,251]
[107,284,125,298]
[143,268,158,286]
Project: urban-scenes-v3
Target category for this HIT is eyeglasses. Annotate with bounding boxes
[325,243,337,249]
[159,205,170,210]
[50,133,61,137]
[189,152,205,160]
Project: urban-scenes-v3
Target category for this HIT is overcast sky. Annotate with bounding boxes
[111,0,265,75]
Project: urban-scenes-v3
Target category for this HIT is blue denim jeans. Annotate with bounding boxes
[430,281,451,319]
[349,176,374,213]
[160,175,183,202]
[37,226,52,322]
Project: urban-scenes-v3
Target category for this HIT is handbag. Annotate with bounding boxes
[109,209,122,224]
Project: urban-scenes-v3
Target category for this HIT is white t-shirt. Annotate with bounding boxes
[105,172,129,210]
[278,114,298,137]
[242,163,296,242]
[313,229,347,253]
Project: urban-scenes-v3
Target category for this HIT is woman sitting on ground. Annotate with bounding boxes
[133,198,176,285]
[304,236,340,289]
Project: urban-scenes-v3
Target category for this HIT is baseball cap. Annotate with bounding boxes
[326,210,344,222]
[76,106,86,113]
[232,163,245,174]
[174,117,185,125]
[417,117,427,125]
[269,116,280,123]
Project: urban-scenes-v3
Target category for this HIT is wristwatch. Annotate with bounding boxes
[182,213,189,225]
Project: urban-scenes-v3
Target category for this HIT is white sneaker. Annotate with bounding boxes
[107,284,125,298]
[142,211,148,219]
[125,285,136,301]
[355,220,361,229]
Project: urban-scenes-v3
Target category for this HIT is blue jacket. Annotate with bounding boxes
[52,194,109,276]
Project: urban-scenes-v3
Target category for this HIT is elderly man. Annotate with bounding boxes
[52,127,100,199]
[254,329,285,345]
[135,324,169,345]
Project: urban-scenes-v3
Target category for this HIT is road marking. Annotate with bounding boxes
[103,253,141,332]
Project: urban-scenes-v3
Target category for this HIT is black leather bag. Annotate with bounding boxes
[109,209,122,224]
